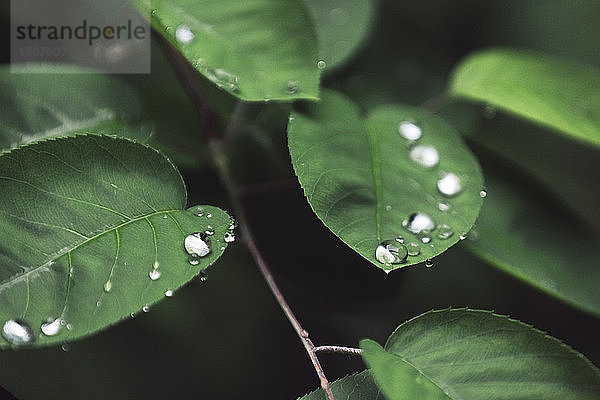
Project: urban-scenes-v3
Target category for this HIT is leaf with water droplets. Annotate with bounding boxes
[450,48,600,148]
[0,135,231,349]
[297,370,384,400]
[302,0,377,72]
[134,0,320,101]
[361,309,600,400]
[0,64,152,152]
[288,90,484,270]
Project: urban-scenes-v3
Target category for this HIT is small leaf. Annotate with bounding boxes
[135,0,320,101]
[297,370,384,400]
[465,169,600,316]
[362,309,600,400]
[288,90,484,270]
[302,0,376,71]
[0,135,231,348]
[450,48,600,148]
[0,64,150,151]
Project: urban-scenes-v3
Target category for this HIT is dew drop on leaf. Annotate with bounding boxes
[407,242,421,256]
[142,305,150,313]
[479,189,488,198]
[375,240,408,265]
[2,320,35,345]
[175,24,195,44]
[398,121,422,141]
[41,318,62,336]
[103,280,112,293]
[409,145,439,168]
[205,226,215,236]
[317,60,327,70]
[437,224,454,240]
[149,269,161,281]
[425,258,434,268]
[224,232,235,243]
[403,212,436,234]
[438,200,451,212]
[395,236,405,244]
[184,232,211,257]
[164,289,174,298]
[286,80,300,94]
[188,254,200,266]
[437,172,463,197]
[417,230,432,244]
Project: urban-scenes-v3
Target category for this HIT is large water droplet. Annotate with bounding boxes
[286,80,300,95]
[398,121,422,141]
[185,232,211,257]
[175,24,195,44]
[149,269,161,281]
[375,240,408,265]
[403,212,436,234]
[410,145,439,168]
[2,320,34,345]
[406,242,421,256]
[41,318,62,336]
[224,232,235,243]
[103,280,112,293]
[437,172,463,197]
[437,224,454,239]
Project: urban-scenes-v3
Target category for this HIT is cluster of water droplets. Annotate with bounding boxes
[374,120,488,270]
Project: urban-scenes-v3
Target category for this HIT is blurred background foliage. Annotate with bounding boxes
[1,0,600,398]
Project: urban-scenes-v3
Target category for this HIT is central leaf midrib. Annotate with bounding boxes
[365,120,383,241]
[0,209,179,290]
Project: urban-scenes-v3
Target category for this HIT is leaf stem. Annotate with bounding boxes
[314,346,363,356]
[210,142,336,400]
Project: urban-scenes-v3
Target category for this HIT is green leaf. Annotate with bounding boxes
[465,169,600,316]
[0,64,150,151]
[302,0,376,71]
[297,370,384,400]
[135,0,320,102]
[288,90,484,270]
[450,48,600,148]
[0,135,231,348]
[362,309,600,400]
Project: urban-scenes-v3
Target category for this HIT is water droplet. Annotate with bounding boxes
[409,145,439,168]
[61,342,71,352]
[175,24,195,44]
[142,305,150,313]
[96,300,102,307]
[206,213,213,218]
[41,318,62,336]
[398,121,422,141]
[229,216,238,230]
[103,280,112,293]
[403,212,436,234]
[163,215,168,219]
[149,269,161,281]
[317,60,327,70]
[184,232,211,257]
[205,226,215,236]
[188,254,200,266]
[165,289,174,297]
[385,204,392,211]
[375,240,408,265]
[438,201,451,212]
[224,232,235,243]
[151,9,158,17]
[459,233,467,240]
[395,236,405,244]
[205,69,240,93]
[286,80,300,95]
[130,312,137,318]
[479,189,488,198]
[65,323,73,330]
[425,259,434,268]
[2,320,35,345]
[436,224,454,240]
[406,242,421,256]
[417,230,432,244]
[196,212,204,217]
[199,270,208,282]
[437,172,463,197]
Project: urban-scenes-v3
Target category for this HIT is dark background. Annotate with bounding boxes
[1,1,600,399]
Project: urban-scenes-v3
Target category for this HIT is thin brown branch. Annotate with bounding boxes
[314,346,363,356]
